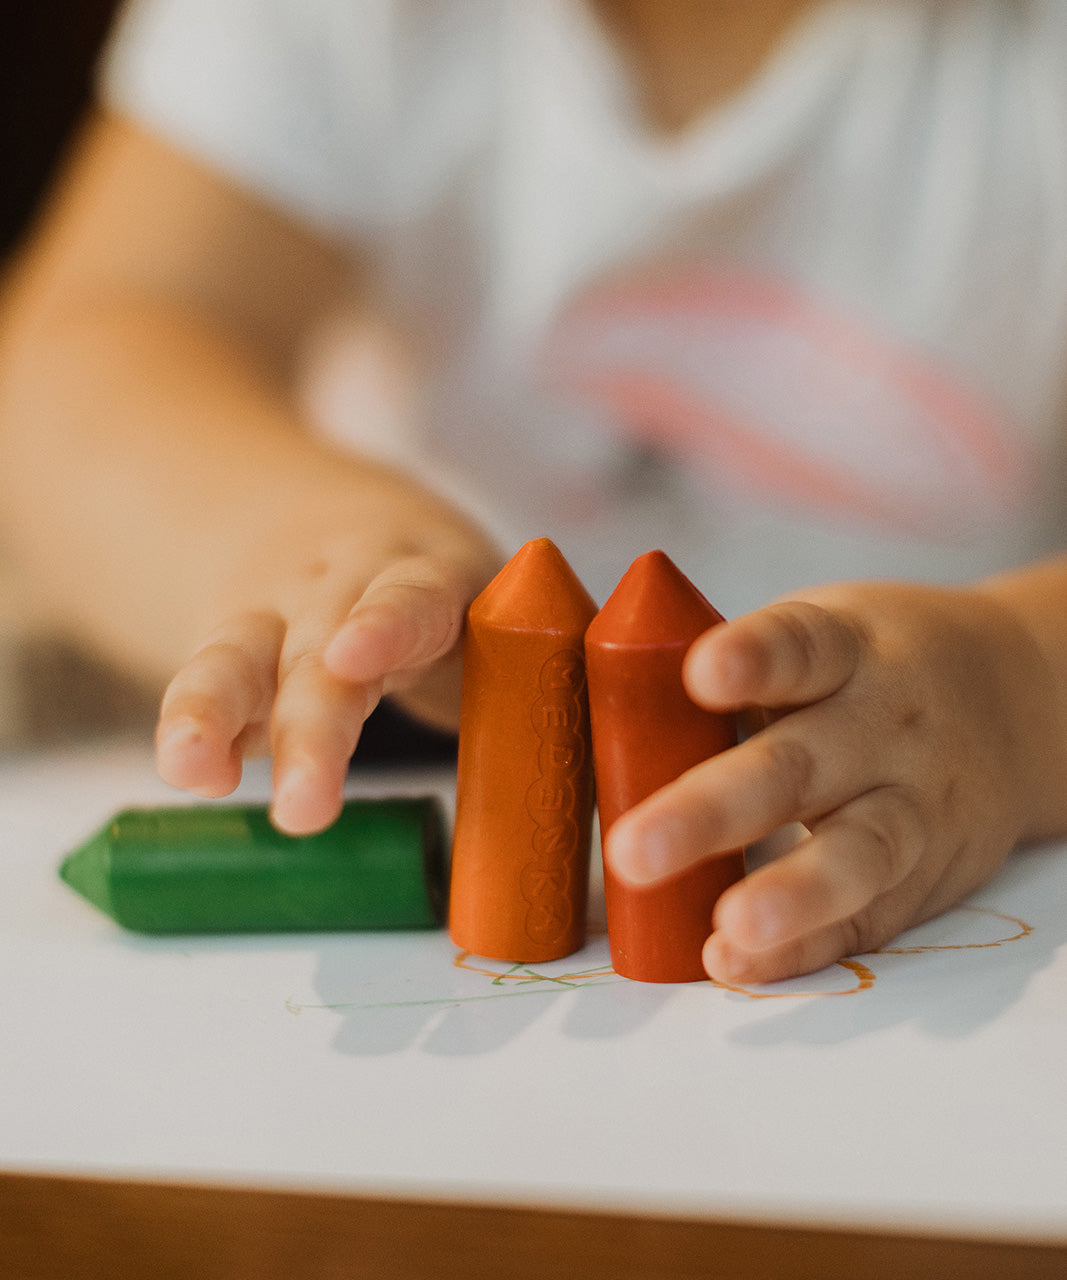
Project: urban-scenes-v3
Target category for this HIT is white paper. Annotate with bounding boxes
[2,738,1065,1241]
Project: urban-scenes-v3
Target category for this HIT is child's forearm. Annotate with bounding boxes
[0,110,496,704]
[2,279,498,832]
[0,112,498,831]
[0,288,479,683]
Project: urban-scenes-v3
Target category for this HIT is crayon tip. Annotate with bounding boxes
[586,550,724,648]
[59,824,115,920]
[471,538,597,633]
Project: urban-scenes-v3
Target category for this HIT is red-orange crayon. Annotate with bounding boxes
[585,550,745,983]
[449,538,597,962]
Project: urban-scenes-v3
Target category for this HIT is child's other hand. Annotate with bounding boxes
[605,581,1060,983]
[155,531,497,835]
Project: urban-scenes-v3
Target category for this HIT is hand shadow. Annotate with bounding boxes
[719,841,1065,1048]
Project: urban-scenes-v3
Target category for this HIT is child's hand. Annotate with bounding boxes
[155,527,498,835]
[604,581,1061,983]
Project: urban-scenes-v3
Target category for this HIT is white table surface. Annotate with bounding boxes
[2,736,1065,1243]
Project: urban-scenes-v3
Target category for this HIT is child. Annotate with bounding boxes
[2,0,1066,985]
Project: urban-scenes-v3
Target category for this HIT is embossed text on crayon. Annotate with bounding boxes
[523,649,587,945]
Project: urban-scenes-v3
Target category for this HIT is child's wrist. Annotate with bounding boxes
[967,579,1067,843]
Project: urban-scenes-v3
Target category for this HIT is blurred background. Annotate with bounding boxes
[0,1,159,747]
[1,3,118,259]
[0,1,455,761]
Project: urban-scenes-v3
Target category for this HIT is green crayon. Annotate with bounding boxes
[60,798,448,934]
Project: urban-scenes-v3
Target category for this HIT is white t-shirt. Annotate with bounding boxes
[101,0,1067,613]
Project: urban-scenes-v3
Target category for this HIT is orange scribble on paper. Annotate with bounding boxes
[876,905,1031,954]
[448,907,1032,1001]
[453,951,617,987]
[706,905,1032,1000]
[710,957,877,1000]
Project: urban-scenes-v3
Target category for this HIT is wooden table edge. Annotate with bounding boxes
[2,1170,1065,1279]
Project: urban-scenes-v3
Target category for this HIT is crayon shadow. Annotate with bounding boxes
[721,844,1063,1048]
[307,810,676,1056]
[310,929,675,1058]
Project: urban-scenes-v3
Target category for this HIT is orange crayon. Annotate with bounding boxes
[585,551,745,983]
[449,538,597,962]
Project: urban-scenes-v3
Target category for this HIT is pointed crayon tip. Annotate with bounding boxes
[59,823,116,920]
[470,537,597,633]
[586,550,725,648]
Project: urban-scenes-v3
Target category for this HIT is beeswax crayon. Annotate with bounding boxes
[60,797,446,934]
[449,538,597,962]
[586,550,745,982]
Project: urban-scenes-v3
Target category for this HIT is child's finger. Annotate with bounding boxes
[683,599,865,711]
[156,610,284,796]
[709,786,926,954]
[269,639,382,835]
[323,555,469,687]
[605,697,895,886]
[702,914,870,986]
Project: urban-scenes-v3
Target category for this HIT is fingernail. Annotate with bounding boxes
[717,648,752,698]
[680,652,730,718]
[324,610,391,678]
[702,934,749,983]
[156,718,205,760]
[607,813,684,886]
[718,890,787,951]
[271,761,320,834]
[698,638,748,694]
[323,620,361,667]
